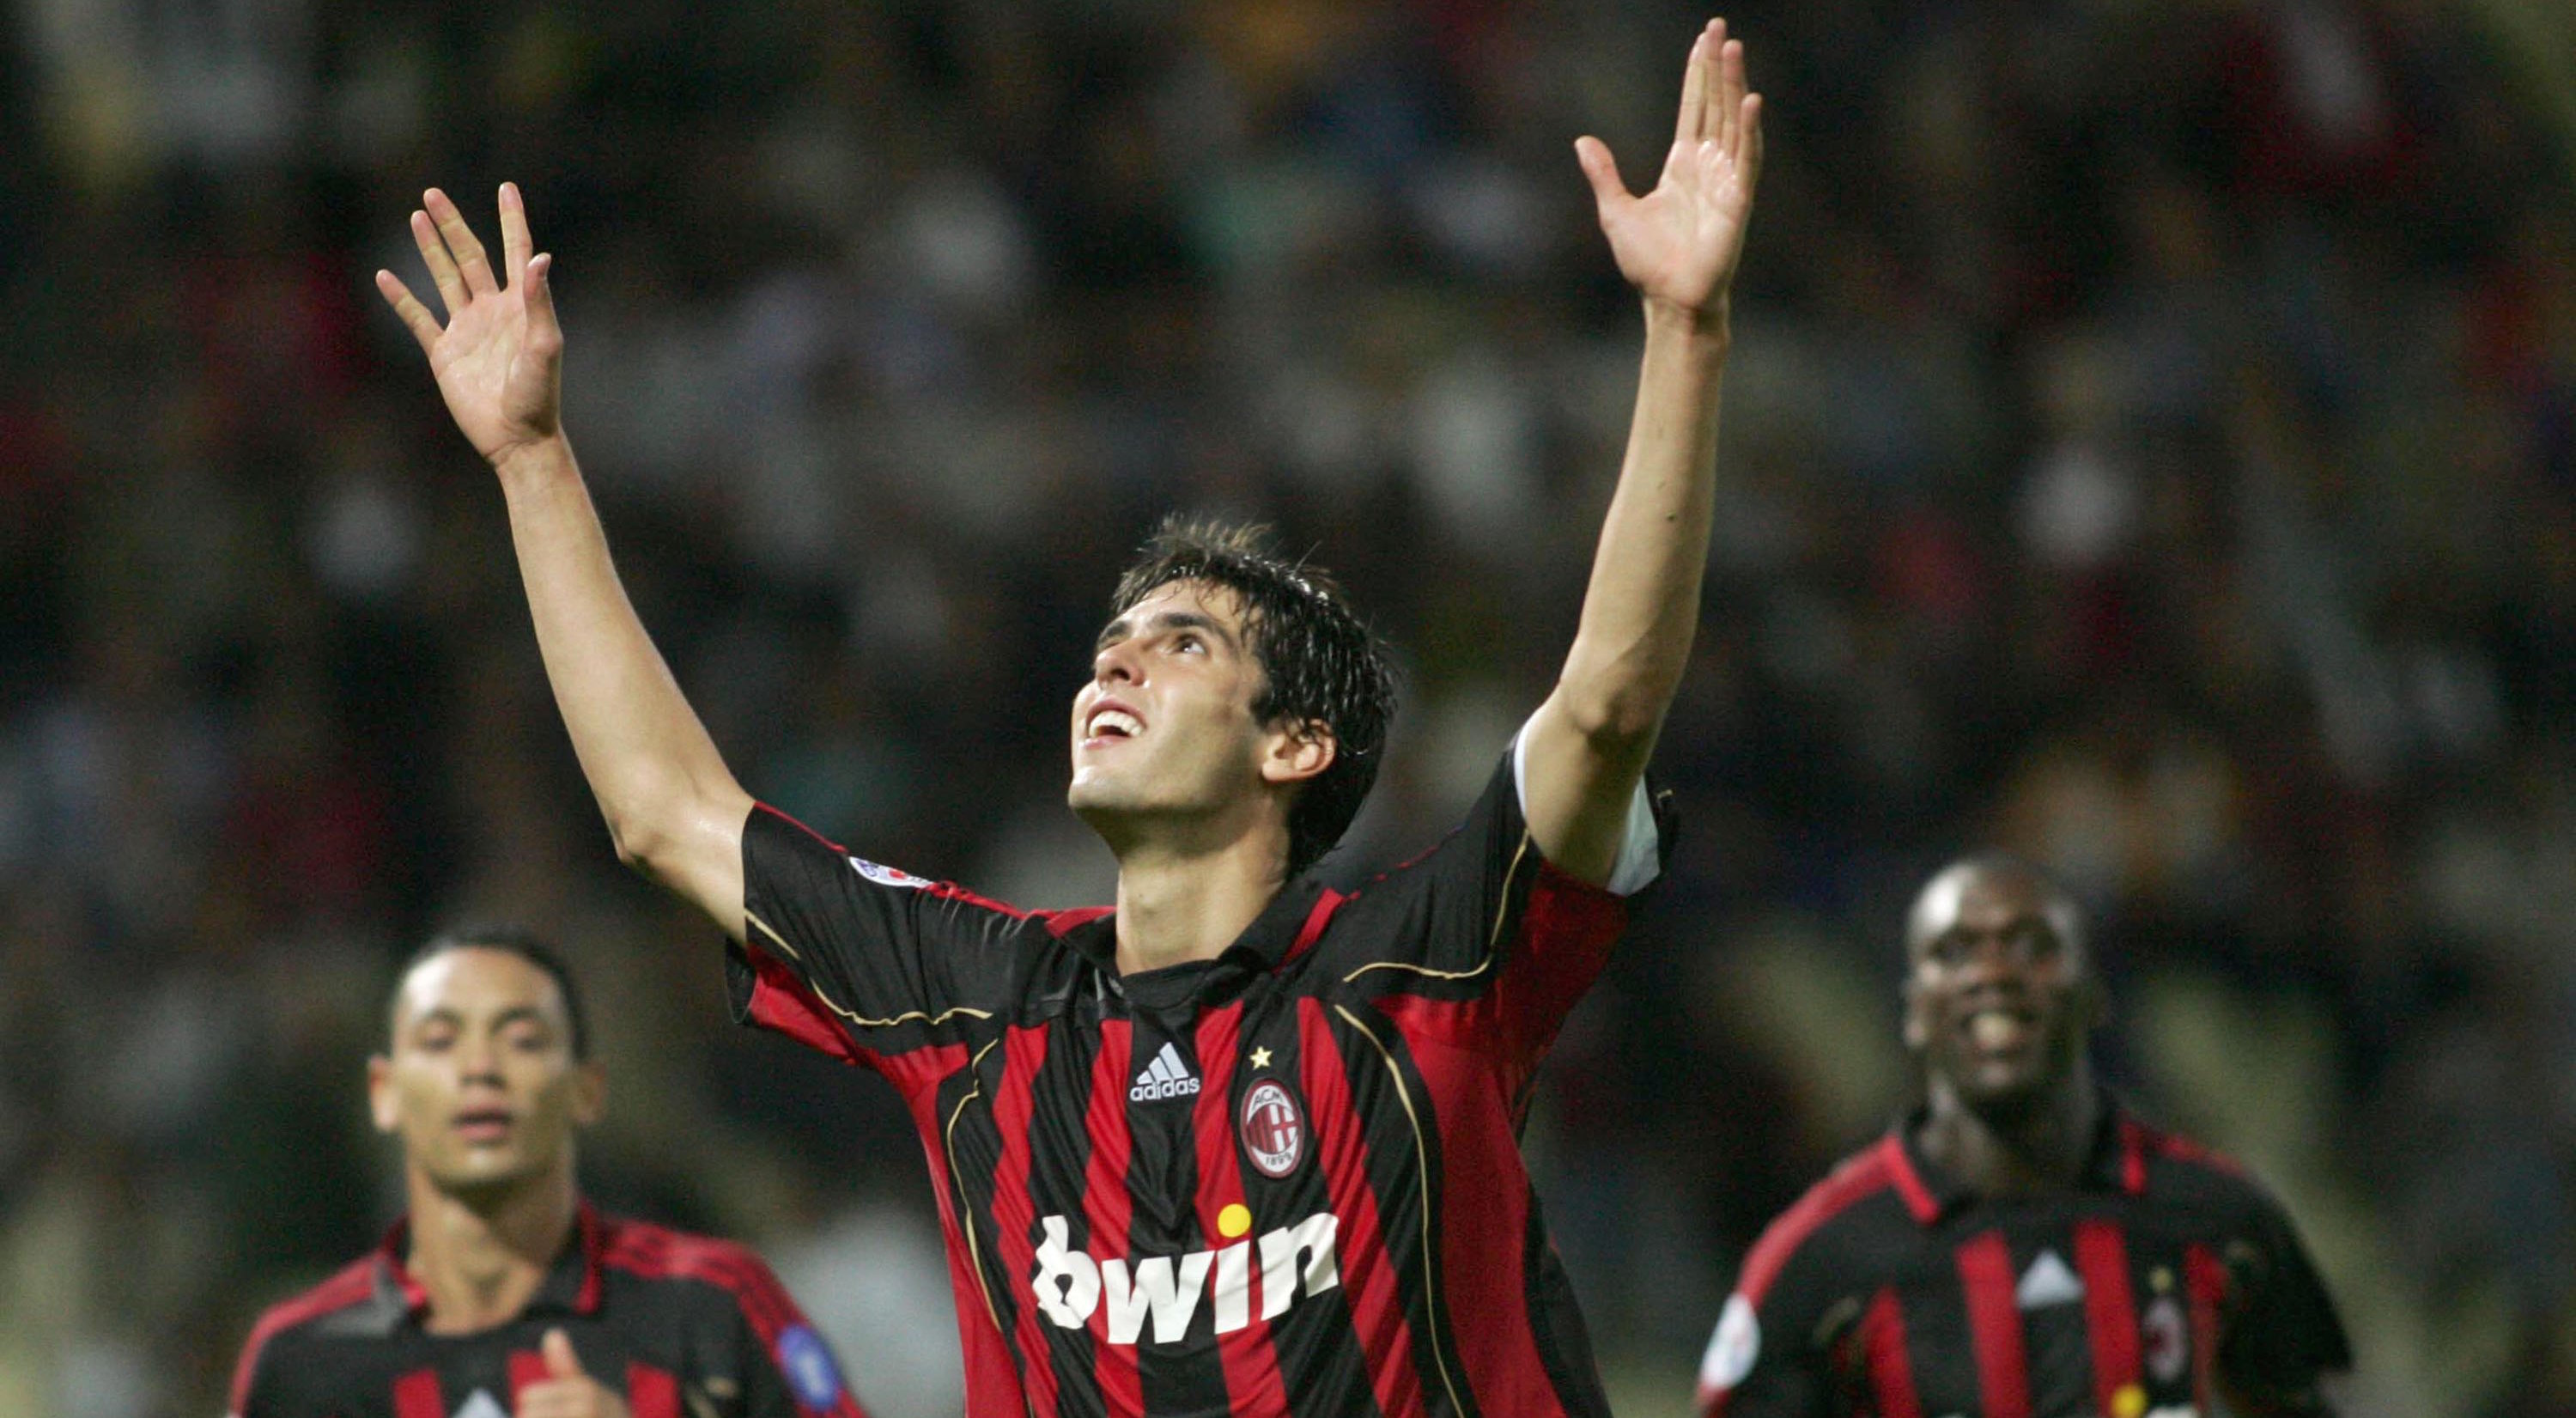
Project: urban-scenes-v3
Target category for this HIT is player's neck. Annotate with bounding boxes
[1919,1068,2099,1198]
[1111,833,1290,976]
[404,1163,580,1335]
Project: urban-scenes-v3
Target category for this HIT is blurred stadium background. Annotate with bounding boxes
[2,0,2573,1412]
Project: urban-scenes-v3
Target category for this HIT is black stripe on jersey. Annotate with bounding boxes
[937,1040,1022,1381]
[1330,1005,1479,1418]
[1025,1017,1108,1417]
[1241,1003,1383,1418]
[1124,1015,1234,1418]
[1522,1189,1613,1418]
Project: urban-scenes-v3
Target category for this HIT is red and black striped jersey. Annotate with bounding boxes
[1693,1101,2350,1418]
[230,1203,868,1418]
[726,749,1665,1418]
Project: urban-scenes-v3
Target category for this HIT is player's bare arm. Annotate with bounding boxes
[377,186,753,938]
[1522,19,1762,885]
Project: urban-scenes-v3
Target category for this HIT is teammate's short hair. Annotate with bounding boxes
[1112,516,1397,878]
[391,927,592,1061]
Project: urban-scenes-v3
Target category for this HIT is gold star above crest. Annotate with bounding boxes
[1249,1047,1273,1069]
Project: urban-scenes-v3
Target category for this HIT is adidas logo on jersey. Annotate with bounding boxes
[453,1392,507,1418]
[1031,1212,1340,1344]
[1129,1043,1201,1102]
[2015,1249,2086,1309]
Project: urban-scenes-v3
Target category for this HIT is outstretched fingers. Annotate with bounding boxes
[1673,24,1712,149]
[498,182,533,287]
[1712,31,1743,158]
[375,270,442,355]
[410,206,466,317]
[424,187,501,298]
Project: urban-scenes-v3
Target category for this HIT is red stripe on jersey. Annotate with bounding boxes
[1188,1002,1292,1417]
[2147,1123,2246,1177]
[1955,1231,2032,1418]
[392,1367,443,1418]
[2075,1220,2142,1414]
[1279,889,1350,968]
[1297,997,1428,1418]
[627,1361,681,1418]
[987,1025,1065,1418]
[229,1257,379,1413]
[1492,862,1627,1064]
[1880,1137,1943,1224]
[1735,1147,1902,1308]
[2117,1118,2150,1194]
[738,937,868,1067]
[509,1349,549,1397]
[2184,1243,2227,1405]
[1862,1287,1924,1418]
[1370,993,1563,1418]
[1083,1019,1145,1417]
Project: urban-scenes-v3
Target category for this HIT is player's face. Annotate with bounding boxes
[1070,581,1315,850]
[1901,867,2099,1113]
[368,947,602,1200]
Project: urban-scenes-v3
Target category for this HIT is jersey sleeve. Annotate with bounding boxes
[702,1249,871,1418]
[1318,739,1669,1063]
[2215,1190,2354,1408]
[726,803,1029,1077]
[1693,1243,1838,1418]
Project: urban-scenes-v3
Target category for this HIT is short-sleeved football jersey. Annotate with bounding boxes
[231,1202,869,1418]
[729,750,1666,1418]
[1693,1101,2351,1418]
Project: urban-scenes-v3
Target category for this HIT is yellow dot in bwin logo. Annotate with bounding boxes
[2112,1383,2148,1418]
[1218,1203,1253,1238]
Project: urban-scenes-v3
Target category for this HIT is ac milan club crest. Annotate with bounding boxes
[1239,1079,1307,1178]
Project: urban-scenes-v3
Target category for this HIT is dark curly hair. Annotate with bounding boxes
[1110,516,1397,879]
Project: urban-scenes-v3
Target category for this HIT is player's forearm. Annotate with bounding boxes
[1552,299,1729,747]
[492,435,750,892]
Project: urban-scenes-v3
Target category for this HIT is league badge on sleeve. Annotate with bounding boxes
[1239,1079,1307,1178]
[775,1324,846,1410]
[1699,1293,1759,1393]
[847,856,928,890]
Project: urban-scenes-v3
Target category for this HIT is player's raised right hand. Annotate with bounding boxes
[377,183,565,468]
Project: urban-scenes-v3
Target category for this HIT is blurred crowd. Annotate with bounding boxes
[1,0,2571,1413]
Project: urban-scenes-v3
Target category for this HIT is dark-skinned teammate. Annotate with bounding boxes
[1693,856,2351,1418]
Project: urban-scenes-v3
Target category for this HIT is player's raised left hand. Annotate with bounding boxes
[376,183,566,470]
[513,1330,632,1418]
[1575,19,1762,322]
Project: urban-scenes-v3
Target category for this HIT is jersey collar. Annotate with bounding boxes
[1886,1089,2148,1226]
[375,1198,608,1324]
[1069,872,1333,1010]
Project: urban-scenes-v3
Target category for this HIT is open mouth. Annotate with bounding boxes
[453,1107,515,1143]
[1961,1007,2037,1052]
[1084,707,1143,743]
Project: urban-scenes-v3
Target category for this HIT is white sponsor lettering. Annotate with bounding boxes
[1698,1293,1759,1392]
[1033,1212,1340,1342]
[2144,1407,2201,1418]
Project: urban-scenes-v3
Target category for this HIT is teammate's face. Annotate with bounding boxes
[368,947,602,1200]
[1069,580,1329,855]
[1901,866,2099,1114]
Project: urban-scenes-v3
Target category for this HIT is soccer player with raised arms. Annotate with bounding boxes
[376,20,1760,1417]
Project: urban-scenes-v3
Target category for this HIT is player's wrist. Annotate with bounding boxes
[1641,293,1732,351]
[489,429,575,484]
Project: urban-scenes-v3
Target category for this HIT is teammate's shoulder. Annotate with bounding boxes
[2120,1114,2289,1214]
[1738,1136,1923,1303]
[598,1214,774,1279]
[243,1251,389,1345]
[232,1252,394,1413]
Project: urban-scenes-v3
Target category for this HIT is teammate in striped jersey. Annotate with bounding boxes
[1693,857,2351,1418]
[230,932,868,1418]
[373,18,1761,1417]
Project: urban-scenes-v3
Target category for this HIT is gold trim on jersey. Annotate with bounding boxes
[1332,1003,1467,1416]
[1339,832,1534,986]
[745,909,995,1028]
[944,1038,1006,1337]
